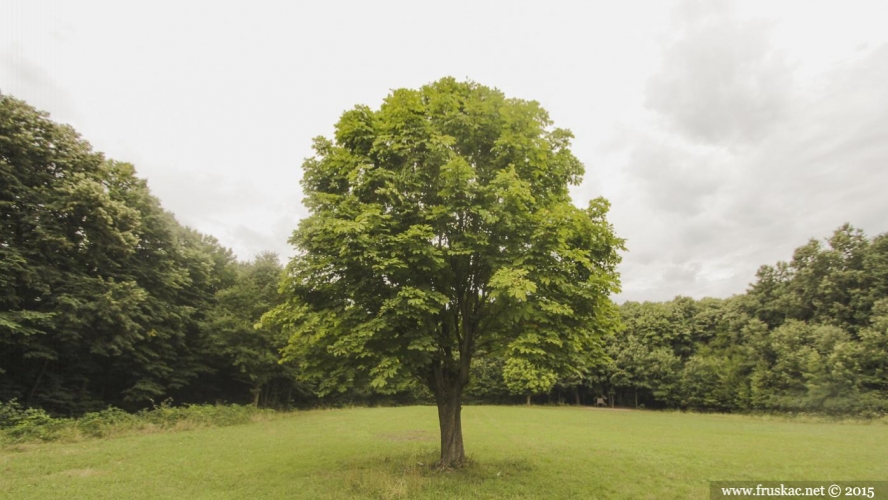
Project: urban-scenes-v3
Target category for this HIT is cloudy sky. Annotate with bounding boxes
[3,0,887,303]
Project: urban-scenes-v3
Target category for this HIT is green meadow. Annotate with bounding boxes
[2,406,886,499]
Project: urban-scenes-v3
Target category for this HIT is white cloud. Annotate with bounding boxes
[3,0,887,303]
[646,11,794,146]
[610,10,888,302]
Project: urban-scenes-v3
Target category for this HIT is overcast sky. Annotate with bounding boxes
[3,0,887,303]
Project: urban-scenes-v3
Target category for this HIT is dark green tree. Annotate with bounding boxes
[0,94,138,409]
[203,252,297,406]
[0,94,238,412]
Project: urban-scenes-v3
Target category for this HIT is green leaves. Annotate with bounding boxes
[601,224,888,415]
[273,77,624,406]
[748,223,885,333]
[503,357,558,396]
[489,267,537,301]
[0,94,244,412]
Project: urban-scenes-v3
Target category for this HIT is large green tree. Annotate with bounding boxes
[0,94,238,412]
[269,78,623,467]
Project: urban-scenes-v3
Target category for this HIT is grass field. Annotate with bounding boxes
[2,406,887,499]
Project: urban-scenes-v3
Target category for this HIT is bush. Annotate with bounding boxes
[77,407,140,437]
[0,399,278,444]
[0,399,25,429]
[0,399,73,442]
[137,399,265,428]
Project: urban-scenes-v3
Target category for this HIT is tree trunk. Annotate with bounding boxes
[27,359,49,406]
[251,384,262,407]
[431,299,474,469]
[262,384,270,407]
[634,388,638,409]
[435,385,465,468]
[77,377,90,406]
[574,387,581,406]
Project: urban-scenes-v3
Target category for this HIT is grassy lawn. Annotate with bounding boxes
[2,406,887,499]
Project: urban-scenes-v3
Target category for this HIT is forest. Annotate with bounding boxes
[2,92,887,417]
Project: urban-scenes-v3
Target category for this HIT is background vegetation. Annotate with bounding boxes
[2,91,888,422]
[597,225,888,416]
[0,94,304,414]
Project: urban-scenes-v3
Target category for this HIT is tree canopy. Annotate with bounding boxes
[267,77,624,467]
[0,93,300,413]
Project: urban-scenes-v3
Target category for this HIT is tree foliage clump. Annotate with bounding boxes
[268,78,624,466]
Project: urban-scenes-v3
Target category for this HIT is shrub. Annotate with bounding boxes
[136,400,266,429]
[0,399,73,442]
[77,407,140,437]
[1,399,278,444]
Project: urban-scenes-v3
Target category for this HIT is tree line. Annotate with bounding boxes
[462,224,888,415]
[458,224,888,416]
[0,94,297,414]
[597,225,888,415]
[3,91,887,418]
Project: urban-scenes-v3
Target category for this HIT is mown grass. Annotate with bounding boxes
[2,406,887,499]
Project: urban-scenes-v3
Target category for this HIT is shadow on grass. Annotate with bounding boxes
[339,448,536,499]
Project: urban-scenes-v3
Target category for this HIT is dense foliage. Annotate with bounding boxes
[3,89,886,428]
[266,78,624,466]
[594,225,888,416]
[415,225,888,417]
[0,94,298,413]
[0,398,274,444]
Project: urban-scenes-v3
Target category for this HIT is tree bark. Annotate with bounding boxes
[251,384,262,407]
[431,290,474,469]
[435,384,465,468]
[27,358,49,406]
[526,393,531,406]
